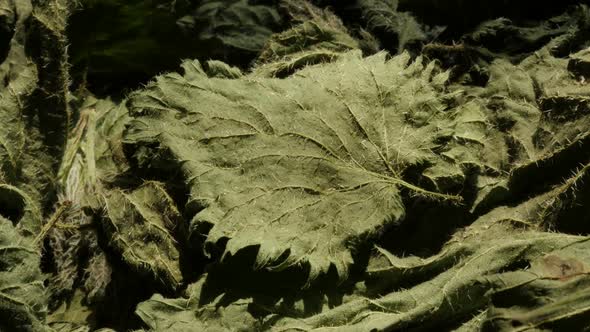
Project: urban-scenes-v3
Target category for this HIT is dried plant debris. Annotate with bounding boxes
[0,1,87,330]
[569,47,590,78]
[4,0,590,331]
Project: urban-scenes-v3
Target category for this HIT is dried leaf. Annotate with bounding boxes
[102,182,184,290]
[126,51,463,285]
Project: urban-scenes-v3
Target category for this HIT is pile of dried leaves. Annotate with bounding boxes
[2,0,590,331]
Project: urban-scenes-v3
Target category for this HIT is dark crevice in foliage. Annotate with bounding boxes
[66,0,197,97]
[200,245,311,305]
[551,188,590,235]
[497,258,531,275]
[396,0,583,39]
[90,217,164,331]
[121,141,209,284]
[66,0,286,97]
[542,165,590,235]
[0,5,14,64]
[378,197,472,258]
[0,186,25,226]
[421,43,489,83]
[200,245,359,318]
[508,136,590,205]
[25,2,71,162]
[121,141,191,212]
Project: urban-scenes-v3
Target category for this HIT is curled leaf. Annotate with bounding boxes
[102,182,184,290]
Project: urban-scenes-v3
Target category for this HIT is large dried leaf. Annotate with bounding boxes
[125,51,464,284]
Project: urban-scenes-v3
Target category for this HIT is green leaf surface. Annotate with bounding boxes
[125,51,465,284]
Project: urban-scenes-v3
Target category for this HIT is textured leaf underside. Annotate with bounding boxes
[126,51,461,282]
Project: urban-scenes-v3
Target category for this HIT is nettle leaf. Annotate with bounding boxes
[190,0,282,52]
[102,181,183,290]
[126,51,462,284]
[254,20,359,78]
[0,218,49,332]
